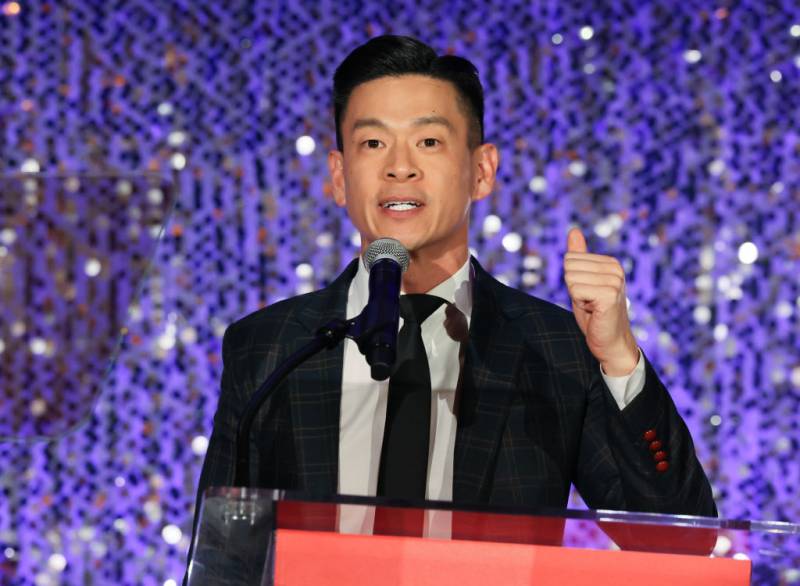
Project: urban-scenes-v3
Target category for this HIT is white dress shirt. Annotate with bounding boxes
[336,256,645,536]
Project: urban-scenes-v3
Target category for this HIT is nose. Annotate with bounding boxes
[384,145,420,181]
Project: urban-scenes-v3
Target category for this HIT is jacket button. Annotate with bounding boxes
[643,429,657,441]
[653,450,667,462]
[656,461,669,473]
[649,440,663,452]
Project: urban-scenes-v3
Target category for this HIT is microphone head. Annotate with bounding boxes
[363,238,410,272]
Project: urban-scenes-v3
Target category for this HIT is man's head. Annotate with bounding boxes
[327,35,498,273]
[333,35,485,151]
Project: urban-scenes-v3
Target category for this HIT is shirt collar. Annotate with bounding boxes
[351,255,473,319]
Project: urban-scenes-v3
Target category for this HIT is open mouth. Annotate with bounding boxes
[380,201,423,211]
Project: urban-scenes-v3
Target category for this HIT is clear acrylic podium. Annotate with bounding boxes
[186,487,799,586]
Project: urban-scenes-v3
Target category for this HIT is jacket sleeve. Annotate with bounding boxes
[573,350,717,517]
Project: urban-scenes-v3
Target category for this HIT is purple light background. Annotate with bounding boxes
[1,0,799,583]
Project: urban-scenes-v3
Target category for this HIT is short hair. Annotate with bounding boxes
[333,35,485,151]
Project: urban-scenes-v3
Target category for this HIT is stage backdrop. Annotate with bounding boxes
[1,0,799,584]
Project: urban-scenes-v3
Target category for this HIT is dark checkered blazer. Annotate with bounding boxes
[193,256,716,518]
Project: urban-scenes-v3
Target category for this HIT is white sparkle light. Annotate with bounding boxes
[790,24,800,38]
[770,70,783,83]
[733,553,750,561]
[713,323,729,341]
[708,159,726,176]
[776,301,793,319]
[551,33,563,45]
[482,214,502,236]
[693,306,711,324]
[568,160,587,177]
[179,326,198,345]
[29,337,47,355]
[683,49,702,64]
[699,247,715,270]
[710,414,722,427]
[167,130,187,147]
[528,175,547,193]
[594,221,613,238]
[170,153,186,170]
[737,242,758,264]
[164,580,178,586]
[295,263,313,279]
[3,547,15,559]
[712,535,732,556]
[147,188,164,205]
[523,255,542,270]
[161,524,182,545]
[191,435,209,456]
[157,102,174,116]
[30,398,47,417]
[113,518,129,533]
[316,232,333,248]
[695,274,713,291]
[84,258,102,277]
[579,26,594,40]
[0,228,17,245]
[295,135,316,156]
[47,553,67,572]
[791,367,800,388]
[0,339,5,354]
[501,232,523,252]
[21,158,40,173]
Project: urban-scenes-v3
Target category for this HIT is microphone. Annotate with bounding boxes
[359,238,410,380]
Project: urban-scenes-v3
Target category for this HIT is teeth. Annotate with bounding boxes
[383,201,421,210]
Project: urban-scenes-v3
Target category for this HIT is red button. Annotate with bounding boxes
[643,429,657,441]
[649,440,663,452]
[653,451,667,462]
[656,461,669,473]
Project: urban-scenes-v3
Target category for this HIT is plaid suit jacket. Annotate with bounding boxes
[194,256,716,518]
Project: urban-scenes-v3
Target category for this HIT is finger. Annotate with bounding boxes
[564,270,624,289]
[564,259,625,278]
[564,251,619,264]
[567,283,622,305]
[567,227,588,253]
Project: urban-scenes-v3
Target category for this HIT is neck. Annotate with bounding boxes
[401,243,469,294]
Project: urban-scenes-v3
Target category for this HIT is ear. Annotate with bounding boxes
[327,150,347,207]
[471,143,499,203]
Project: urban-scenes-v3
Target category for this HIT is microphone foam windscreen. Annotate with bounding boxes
[363,238,410,272]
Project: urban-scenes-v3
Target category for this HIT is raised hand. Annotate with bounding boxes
[563,228,639,376]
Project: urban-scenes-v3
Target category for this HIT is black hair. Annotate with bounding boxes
[333,35,485,151]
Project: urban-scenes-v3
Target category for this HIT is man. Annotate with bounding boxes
[192,35,716,541]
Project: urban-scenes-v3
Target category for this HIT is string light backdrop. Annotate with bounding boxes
[1,0,799,583]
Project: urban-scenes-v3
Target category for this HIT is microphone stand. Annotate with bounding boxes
[233,311,393,487]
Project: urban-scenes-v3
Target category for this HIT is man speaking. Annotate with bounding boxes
[191,35,716,538]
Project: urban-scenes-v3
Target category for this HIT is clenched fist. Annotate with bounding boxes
[564,228,639,376]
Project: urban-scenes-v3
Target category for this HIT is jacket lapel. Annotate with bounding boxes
[453,258,525,503]
[286,259,358,496]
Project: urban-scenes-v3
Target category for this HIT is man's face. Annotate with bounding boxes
[328,75,497,260]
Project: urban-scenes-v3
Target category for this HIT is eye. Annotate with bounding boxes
[420,137,440,148]
[363,139,382,149]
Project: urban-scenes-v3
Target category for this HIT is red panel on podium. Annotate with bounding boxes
[273,528,751,586]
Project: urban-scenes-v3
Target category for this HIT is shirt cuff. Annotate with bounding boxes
[600,348,646,411]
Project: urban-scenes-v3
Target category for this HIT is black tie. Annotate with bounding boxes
[377,294,446,500]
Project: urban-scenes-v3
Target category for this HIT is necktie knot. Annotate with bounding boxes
[399,294,446,325]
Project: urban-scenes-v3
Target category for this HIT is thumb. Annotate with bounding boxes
[567,227,588,253]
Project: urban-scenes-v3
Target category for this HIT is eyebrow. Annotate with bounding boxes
[351,115,455,133]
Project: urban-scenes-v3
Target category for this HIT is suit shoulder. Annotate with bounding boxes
[222,290,321,347]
